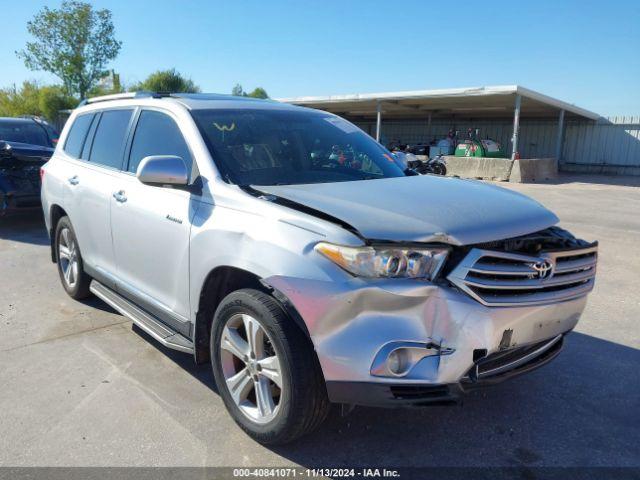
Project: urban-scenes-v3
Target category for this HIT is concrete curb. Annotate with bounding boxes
[443,156,558,182]
[510,158,558,183]
[443,156,513,181]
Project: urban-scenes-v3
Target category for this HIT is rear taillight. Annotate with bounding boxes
[39,167,45,183]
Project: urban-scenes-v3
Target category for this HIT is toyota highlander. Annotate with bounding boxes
[40,92,598,444]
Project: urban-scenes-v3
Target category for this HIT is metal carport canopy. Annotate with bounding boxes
[278,85,600,160]
[277,85,600,121]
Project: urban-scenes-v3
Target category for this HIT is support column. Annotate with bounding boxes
[555,109,565,165]
[511,94,521,160]
[375,101,382,143]
[427,112,432,140]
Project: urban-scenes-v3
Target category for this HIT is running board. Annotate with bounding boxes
[90,280,194,354]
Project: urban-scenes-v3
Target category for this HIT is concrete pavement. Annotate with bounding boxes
[0,175,638,468]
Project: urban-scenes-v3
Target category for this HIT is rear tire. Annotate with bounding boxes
[55,216,91,300]
[211,289,330,445]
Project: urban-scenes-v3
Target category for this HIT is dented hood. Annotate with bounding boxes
[256,175,559,245]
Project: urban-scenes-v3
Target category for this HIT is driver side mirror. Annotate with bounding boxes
[136,155,189,186]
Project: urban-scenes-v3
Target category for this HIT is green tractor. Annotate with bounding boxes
[454,128,507,158]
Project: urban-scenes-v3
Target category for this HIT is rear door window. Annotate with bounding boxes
[127,110,193,175]
[89,109,134,169]
[63,114,95,157]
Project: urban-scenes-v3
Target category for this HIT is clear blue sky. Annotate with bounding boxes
[1,0,639,116]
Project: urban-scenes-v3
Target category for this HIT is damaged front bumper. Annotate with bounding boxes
[265,275,587,407]
[0,169,43,217]
[326,334,565,406]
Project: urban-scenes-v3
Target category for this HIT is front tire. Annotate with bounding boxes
[55,216,91,300]
[211,289,330,444]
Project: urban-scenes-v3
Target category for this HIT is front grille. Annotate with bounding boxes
[448,245,597,306]
[1,171,40,192]
[466,334,564,382]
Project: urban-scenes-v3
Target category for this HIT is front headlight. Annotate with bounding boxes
[315,242,449,280]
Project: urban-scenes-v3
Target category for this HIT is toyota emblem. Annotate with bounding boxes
[531,260,554,279]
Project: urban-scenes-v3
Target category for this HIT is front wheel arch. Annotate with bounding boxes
[194,266,312,365]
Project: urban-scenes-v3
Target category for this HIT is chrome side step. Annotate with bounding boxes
[90,280,194,354]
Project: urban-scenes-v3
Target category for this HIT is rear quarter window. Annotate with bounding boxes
[63,113,95,158]
[88,109,134,169]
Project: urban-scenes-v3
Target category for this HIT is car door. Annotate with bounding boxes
[110,108,198,337]
[61,109,134,288]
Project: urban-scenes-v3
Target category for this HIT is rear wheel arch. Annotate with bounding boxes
[49,204,68,263]
[54,215,91,299]
[194,266,312,365]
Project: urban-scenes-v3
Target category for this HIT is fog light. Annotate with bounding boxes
[371,341,455,378]
[387,348,410,376]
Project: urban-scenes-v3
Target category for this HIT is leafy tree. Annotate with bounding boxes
[247,87,269,99]
[0,81,76,122]
[0,82,39,117]
[231,84,269,99]
[16,1,122,99]
[130,69,200,93]
[39,85,78,121]
[231,83,245,97]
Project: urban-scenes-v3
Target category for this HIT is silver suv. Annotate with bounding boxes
[41,92,597,444]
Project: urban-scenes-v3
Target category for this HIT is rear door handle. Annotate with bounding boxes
[68,175,79,185]
[113,190,127,203]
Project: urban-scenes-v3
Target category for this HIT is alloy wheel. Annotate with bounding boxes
[58,227,79,289]
[220,313,283,424]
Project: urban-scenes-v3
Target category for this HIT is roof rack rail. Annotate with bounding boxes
[77,91,166,107]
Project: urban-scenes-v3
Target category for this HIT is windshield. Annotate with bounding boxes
[192,108,406,185]
[0,120,51,147]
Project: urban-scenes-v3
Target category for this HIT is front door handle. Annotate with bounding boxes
[68,175,79,185]
[113,190,127,203]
